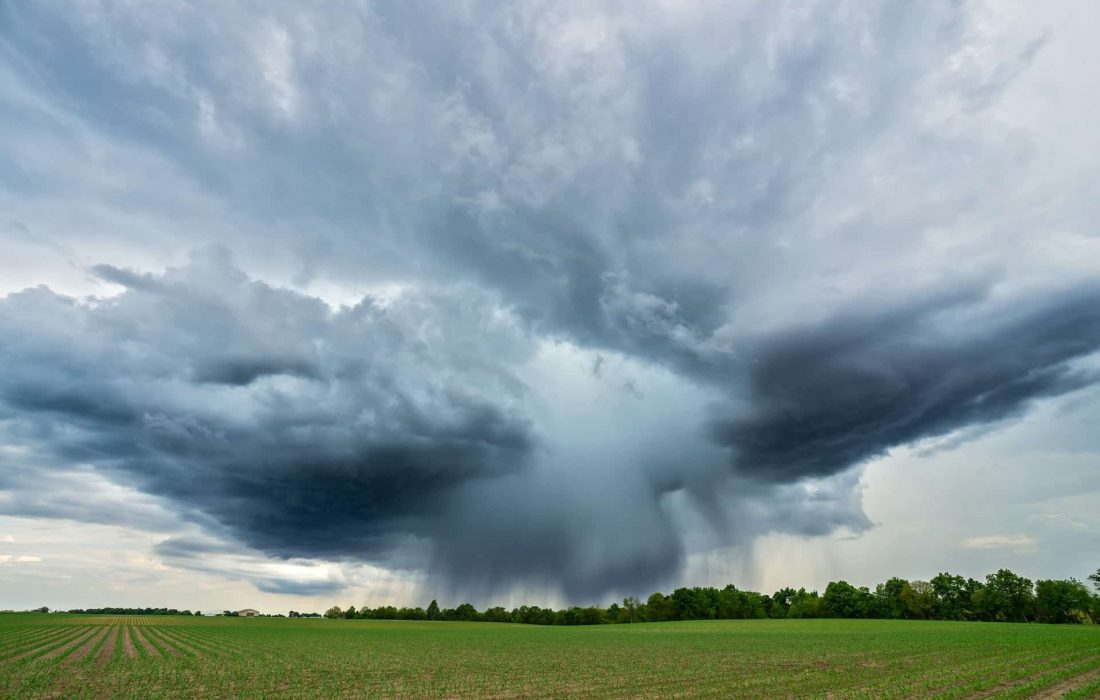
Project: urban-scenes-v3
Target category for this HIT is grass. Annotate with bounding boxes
[1,614,1098,698]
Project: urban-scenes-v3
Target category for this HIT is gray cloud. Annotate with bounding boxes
[714,286,1100,482]
[0,253,878,599]
[252,578,348,597]
[0,252,534,566]
[153,536,358,596]
[2,1,1100,601]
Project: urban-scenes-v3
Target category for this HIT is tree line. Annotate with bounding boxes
[325,568,1100,626]
[63,607,200,616]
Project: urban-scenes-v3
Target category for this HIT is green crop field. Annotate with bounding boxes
[1,614,1099,698]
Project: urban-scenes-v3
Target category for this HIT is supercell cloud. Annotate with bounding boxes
[1,1,1099,601]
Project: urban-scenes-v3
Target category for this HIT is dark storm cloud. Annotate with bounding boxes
[252,578,348,596]
[2,0,1099,602]
[432,472,686,602]
[0,251,880,600]
[5,270,1099,601]
[713,287,1100,482]
[191,356,320,385]
[0,252,534,565]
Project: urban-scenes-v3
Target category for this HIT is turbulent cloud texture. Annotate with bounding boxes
[716,287,1100,481]
[2,0,1100,601]
[1,251,533,561]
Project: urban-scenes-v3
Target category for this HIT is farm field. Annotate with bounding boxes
[1,614,1099,698]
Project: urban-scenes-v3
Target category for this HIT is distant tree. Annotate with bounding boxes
[1035,579,1094,624]
[1089,568,1100,593]
[646,592,677,622]
[426,600,441,621]
[823,581,873,618]
[622,597,641,623]
[396,607,426,621]
[671,587,717,620]
[34,606,49,614]
[717,585,766,619]
[930,573,969,620]
[981,569,1035,622]
[769,588,796,618]
[511,605,534,624]
[606,603,622,622]
[370,606,397,620]
[874,578,909,619]
[343,606,357,620]
[786,589,824,619]
[512,605,555,625]
[901,581,936,620]
[579,606,608,625]
[452,603,479,621]
[557,607,580,625]
[323,606,343,619]
[483,606,511,623]
[312,565,1098,628]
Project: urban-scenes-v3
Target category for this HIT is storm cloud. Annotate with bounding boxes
[2,1,1100,602]
[0,251,534,563]
[715,287,1100,482]
[3,252,1098,600]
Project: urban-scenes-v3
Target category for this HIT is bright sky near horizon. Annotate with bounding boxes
[1,0,1098,614]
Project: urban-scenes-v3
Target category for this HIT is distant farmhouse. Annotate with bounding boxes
[237,609,259,617]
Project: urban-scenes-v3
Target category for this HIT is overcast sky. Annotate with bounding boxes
[1,1,1098,614]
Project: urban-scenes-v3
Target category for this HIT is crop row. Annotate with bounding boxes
[2,617,1098,698]
[0,623,233,664]
[0,622,241,699]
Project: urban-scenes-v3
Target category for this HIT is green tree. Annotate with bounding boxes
[323,606,343,619]
[769,588,797,618]
[578,606,608,625]
[452,603,479,621]
[901,581,936,620]
[622,597,641,623]
[483,606,511,623]
[426,600,441,621]
[645,592,677,622]
[717,585,766,619]
[606,603,622,622]
[981,569,1035,622]
[874,577,909,619]
[1089,568,1100,592]
[671,587,718,620]
[1035,579,1093,623]
[823,581,873,618]
[930,573,970,620]
[787,589,824,619]
[397,607,426,620]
